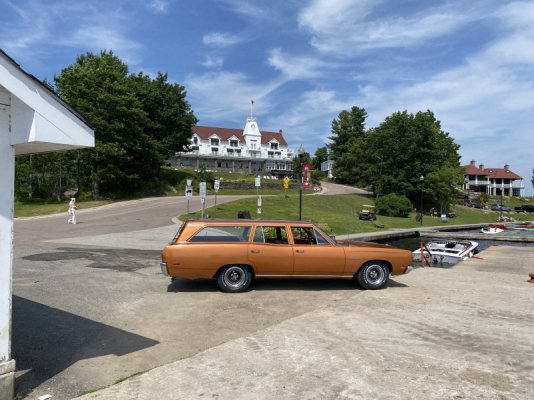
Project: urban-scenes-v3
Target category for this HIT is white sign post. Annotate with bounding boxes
[199,182,206,218]
[185,179,193,217]
[255,176,261,218]
[257,195,262,217]
[214,179,220,206]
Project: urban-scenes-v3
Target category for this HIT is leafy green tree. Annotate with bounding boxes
[376,193,413,217]
[363,110,461,206]
[312,146,329,171]
[328,106,368,184]
[53,50,198,199]
[55,51,155,198]
[292,149,312,176]
[424,167,464,213]
[128,72,197,165]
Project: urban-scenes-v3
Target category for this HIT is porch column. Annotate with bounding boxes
[0,96,15,400]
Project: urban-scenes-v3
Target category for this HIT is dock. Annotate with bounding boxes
[337,223,534,243]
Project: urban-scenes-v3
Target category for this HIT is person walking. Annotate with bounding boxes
[67,198,78,224]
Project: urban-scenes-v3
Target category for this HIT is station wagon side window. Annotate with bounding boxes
[253,226,288,244]
[189,225,251,242]
[291,226,330,245]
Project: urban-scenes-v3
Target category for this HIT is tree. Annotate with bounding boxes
[328,107,462,207]
[292,149,312,176]
[53,51,196,199]
[424,167,464,213]
[312,146,329,171]
[128,72,197,164]
[364,110,461,207]
[327,106,368,184]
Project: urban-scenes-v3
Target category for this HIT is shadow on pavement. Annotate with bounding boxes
[167,278,408,292]
[12,296,159,398]
[22,247,160,272]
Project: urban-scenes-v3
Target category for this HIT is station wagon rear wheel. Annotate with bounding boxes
[356,262,389,290]
[217,265,252,293]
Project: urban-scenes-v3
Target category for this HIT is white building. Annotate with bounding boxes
[1,49,94,399]
[170,117,294,176]
[320,159,334,178]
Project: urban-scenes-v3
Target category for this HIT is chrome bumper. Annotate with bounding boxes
[160,262,169,276]
[405,265,413,274]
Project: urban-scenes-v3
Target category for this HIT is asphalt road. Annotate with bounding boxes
[12,183,365,399]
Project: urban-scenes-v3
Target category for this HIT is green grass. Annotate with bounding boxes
[14,199,112,218]
[185,191,534,236]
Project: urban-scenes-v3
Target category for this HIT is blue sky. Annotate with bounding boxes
[1,0,533,195]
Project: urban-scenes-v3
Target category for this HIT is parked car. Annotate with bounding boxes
[468,201,483,209]
[160,219,413,292]
[491,204,511,212]
[515,205,534,213]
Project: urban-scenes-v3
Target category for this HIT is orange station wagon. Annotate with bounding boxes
[160,219,413,292]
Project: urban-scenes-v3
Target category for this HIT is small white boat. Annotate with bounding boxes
[481,225,507,234]
[412,240,479,264]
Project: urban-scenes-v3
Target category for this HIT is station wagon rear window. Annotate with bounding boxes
[253,226,289,244]
[189,225,251,242]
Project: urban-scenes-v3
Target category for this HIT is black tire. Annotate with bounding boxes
[217,265,252,293]
[356,261,389,290]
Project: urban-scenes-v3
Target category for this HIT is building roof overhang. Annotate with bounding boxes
[1,49,94,155]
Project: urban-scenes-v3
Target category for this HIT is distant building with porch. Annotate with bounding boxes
[462,160,524,197]
[320,159,334,178]
[170,116,293,176]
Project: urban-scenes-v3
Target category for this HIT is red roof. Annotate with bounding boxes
[483,167,522,180]
[462,164,522,179]
[192,126,288,146]
[463,164,486,176]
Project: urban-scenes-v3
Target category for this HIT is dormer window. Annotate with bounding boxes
[230,139,239,147]
[270,142,279,150]
[193,136,198,145]
[210,138,220,146]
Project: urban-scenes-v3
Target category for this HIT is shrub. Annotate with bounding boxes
[376,193,412,217]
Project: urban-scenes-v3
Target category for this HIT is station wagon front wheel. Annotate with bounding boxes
[356,261,389,290]
[217,265,252,293]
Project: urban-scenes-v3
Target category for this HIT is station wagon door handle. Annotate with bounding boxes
[295,250,305,253]
[250,250,260,254]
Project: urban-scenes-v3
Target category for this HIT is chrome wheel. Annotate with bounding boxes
[217,265,252,292]
[356,262,389,290]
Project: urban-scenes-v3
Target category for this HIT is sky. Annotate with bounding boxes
[1,0,533,195]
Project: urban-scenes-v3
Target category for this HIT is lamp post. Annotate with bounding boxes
[298,145,305,220]
[419,175,424,225]
[500,188,504,221]
[375,154,383,201]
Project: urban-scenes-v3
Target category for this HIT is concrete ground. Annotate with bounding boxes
[11,183,534,399]
[80,245,534,400]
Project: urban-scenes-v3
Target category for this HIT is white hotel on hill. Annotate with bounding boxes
[170,116,294,176]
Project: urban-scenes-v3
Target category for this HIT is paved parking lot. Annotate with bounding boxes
[12,186,534,399]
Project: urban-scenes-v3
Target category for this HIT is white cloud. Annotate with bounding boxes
[201,55,224,69]
[185,71,283,124]
[148,0,169,14]
[267,48,327,80]
[55,22,142,65]
[265,90,352,146]
[202,32,242,47]
[299,0,474,54]
[217,0,269,19]
[299,0,375,33]
[0,0,145,67]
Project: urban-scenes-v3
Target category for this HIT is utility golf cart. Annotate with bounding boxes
[358,205,377,221]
